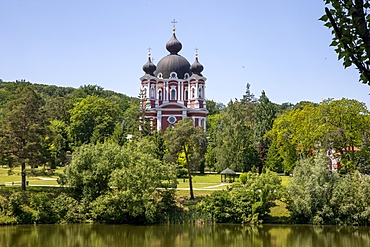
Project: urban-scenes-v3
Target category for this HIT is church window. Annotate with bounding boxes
[170,72,178,79]
[167,116,177,124]
[157,73,163,79]
[151,88,155,98]
[170,88,176,100]
[184,89,188,100]
[199,87,202,98]
[192,88,195,98]
[184,73,189,79]
[158,89,162,101]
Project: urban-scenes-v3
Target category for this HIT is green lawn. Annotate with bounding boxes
[281,176,292,187]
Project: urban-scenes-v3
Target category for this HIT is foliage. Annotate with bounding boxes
[60,142,126,201]
[196,170,282,224]
[211,99,261,172]
[0,87,48,190]
[287,153,339,224]
[266,98,370,173]
[0,190,85,224]
[206,99,225,115]
[287,153,370,225]
[253,90,277,164]
[321,0,370,84]
[239,172,248,184]
[69,95,120,147]
[265,141,284,173]
[61,139,178,224]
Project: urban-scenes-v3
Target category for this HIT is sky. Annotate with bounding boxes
[1,0,369,107]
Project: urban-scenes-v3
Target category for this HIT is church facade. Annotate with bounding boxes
[140,27,207,131]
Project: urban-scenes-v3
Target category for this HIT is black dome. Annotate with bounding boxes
[154,30,191,79]
[190,56,204,76]
[142,55,156,76]
[155,54,191,79]
[166,32,182,54]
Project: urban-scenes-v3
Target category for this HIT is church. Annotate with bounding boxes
[139,26,208,132]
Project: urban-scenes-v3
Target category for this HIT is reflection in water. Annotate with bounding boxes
[0,224,369,247]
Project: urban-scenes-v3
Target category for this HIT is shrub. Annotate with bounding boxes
[177,168,188,178]
[197,170,282,224]
[239,172,248,184]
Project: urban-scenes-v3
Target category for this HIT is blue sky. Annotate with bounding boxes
[1,0,369,107]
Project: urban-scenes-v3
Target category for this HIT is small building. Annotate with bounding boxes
[220,168,237,183]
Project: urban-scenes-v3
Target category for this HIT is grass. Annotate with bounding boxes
[281,176,292,187]
[0,166,61,187]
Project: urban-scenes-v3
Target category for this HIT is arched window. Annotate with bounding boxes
[151,88,155,98]
[158,89,162,101]
[184,89,188,100]
[199,87,202,98]
[170,89,176,100]
[192,88,195,98]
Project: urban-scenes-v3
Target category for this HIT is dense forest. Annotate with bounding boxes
[1,80,370,225]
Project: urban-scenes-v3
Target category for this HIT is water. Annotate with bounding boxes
[0,224,369,247]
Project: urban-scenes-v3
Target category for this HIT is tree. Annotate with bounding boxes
[266,98,370,173]
[254,91,277,164]
[321,0,370,84]
[164,118,207,200]
[69,95,120,147]
[212,100,261,172]
[0,87,47,190]
[206,99,225,115]
[60,139,177,224]
[287,153,370,225]
[287,153,339,224]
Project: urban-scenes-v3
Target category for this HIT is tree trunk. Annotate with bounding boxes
[184,146,194,200]
[21,162,26,191]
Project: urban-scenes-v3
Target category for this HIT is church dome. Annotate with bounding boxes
[142,53,156,76]
[190,54,204,76]
[154,29,191,79]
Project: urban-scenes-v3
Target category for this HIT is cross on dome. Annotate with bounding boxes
[171,19,177,33]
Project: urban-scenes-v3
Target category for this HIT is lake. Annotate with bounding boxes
[0,224,369,247]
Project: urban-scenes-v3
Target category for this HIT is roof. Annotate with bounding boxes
[220,168,236,175]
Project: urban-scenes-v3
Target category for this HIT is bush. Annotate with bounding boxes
[51,193,85,223]
[177,168,188,178]
[287,153,370,225]
[197,170,282,224]
[239,172,248,184]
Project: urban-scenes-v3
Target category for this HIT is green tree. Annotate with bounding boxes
[287,153,370,225]
[321,0,370,84]
[60,142,124,201]
[319,98,370,171]
[69,95,120,147]
[0,87,47,190]
[206,99,225,115]
[164,118,207,200]
[287,153,339,224]
[254,91,277,164]
[48,119,69,167]
[60,139,177,224]
[212,100,261,172]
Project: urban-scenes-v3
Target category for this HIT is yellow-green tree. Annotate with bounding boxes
[164,118,207,200]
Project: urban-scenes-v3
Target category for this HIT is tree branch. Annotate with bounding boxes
[325,7,370,81]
